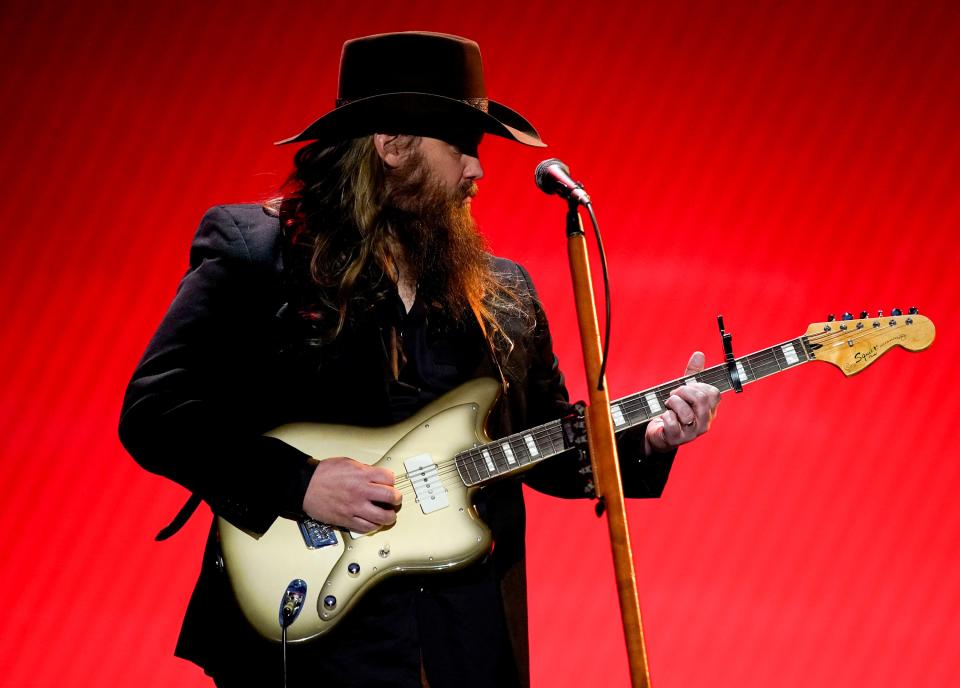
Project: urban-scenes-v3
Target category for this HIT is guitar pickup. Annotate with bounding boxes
[404,453,449,514]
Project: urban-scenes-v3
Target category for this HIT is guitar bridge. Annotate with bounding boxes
[298,518,338,549]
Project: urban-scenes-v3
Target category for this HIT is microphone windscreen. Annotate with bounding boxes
[535,158,570,190]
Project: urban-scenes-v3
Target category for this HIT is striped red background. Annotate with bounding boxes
[1,1,958,686]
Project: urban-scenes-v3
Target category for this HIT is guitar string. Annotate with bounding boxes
[608,322,918,433]
[584,323,910,445]
[393,353,785,494]
[396,339,816,490]
[392,457,528,496]
[390,323,917,494]
[395,418,573,490]
[393,354,787,496]
[339,326,925,535]
[391,347,795,492]
[616,322,909,404]
[392,426,565,491]
[807,321,914,345]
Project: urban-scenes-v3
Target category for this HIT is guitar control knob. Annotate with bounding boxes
[842,312,853,320]
[323,595,337,610]
[348,563,360,575]
[891,308,903,316]
[827,313,836,322]
[859,310,868,319]
[909,306,919,314]
[877,310,883,317]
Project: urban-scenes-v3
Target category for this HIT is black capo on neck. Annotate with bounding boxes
[718,315,743,393]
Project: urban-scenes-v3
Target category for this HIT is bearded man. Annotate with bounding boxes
[119,32,720,688]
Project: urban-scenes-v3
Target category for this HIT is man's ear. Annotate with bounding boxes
[373,134,410,169]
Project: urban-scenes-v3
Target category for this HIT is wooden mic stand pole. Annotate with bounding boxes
[564,200,652,688]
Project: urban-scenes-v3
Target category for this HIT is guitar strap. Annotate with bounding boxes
[154,493,202,541]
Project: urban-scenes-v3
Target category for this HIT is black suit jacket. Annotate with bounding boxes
[119,204,674,686]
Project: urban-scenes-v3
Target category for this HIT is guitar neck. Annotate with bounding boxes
[455,336,813,487]
[610,335,813,430]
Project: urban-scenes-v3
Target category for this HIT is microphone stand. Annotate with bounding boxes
[564,199,652,688]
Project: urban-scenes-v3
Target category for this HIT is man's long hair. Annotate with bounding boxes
[269,136,524,358]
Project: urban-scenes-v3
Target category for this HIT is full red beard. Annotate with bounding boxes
[383,153,490,317]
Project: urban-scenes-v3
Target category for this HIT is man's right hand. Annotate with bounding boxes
[302,457,402,533]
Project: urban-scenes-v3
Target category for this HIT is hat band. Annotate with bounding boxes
[335,96,490,113]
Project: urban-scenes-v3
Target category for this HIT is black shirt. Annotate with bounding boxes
[388,293,487,422]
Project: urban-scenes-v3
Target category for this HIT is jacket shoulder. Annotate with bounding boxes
[197,203,282,267]
[490,255,540,304]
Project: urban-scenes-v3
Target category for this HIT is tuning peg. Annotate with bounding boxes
[909,306,919,314]
[842,312,854,320]
[891,307,903,316]
[827,313,836,322]
[859,310,868,319]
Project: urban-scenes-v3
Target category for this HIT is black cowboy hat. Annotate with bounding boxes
[276,31,546,148]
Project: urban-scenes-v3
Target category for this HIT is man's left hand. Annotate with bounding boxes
[644,351,720,454]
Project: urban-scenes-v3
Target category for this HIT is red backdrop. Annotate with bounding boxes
[1,1,958,686]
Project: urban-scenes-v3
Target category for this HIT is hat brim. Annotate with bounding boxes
[274,92,546,148]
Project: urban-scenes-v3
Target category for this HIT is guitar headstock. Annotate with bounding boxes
[804,308,935,376]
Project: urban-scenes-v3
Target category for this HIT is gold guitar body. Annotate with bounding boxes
[217,377,502,643]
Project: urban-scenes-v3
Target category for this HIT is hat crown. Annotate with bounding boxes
[337,32,487,103]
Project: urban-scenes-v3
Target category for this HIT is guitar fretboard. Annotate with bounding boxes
[455,336,813,486]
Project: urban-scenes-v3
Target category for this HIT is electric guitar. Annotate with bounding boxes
[218,311,935,642]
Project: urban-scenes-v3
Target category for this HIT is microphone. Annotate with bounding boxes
[535,158,591,206]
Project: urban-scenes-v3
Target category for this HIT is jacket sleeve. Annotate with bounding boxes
[514,264,676,500]
[118,206,315,535]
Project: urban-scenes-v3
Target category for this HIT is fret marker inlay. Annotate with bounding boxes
[611,404,626,427]
[736,361,748,381]
[685,377,697,385]
[502,443,516,465]
[481,449,496,473]
[781,343,799,365]
[645,392,662,413]
[523,434,539,456]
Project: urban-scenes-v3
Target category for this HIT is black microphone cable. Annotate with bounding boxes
[536,158,612,392]
[584,201,611,392]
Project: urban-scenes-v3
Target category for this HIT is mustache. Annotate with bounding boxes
[461,182,478,201]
